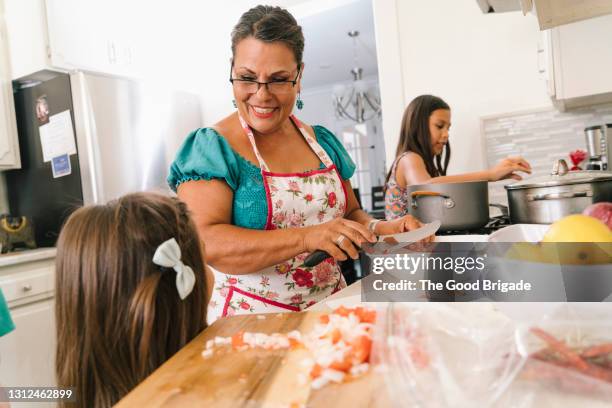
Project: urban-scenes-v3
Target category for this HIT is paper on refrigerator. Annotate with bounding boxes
[39,110,77,162]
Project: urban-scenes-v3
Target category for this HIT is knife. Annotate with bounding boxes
[302,220,441,268]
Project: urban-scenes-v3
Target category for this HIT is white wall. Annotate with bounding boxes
[4,0,49,78]
[374,0,553,174]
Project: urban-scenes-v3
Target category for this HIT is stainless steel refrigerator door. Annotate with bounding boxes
[70,71,202,204]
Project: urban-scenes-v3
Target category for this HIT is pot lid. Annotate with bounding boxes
[505,170,612,190]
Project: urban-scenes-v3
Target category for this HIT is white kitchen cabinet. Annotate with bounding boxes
[0,251,56,408]
[544,13,612,108]
[0,0,21,170]
[45,0,139,78]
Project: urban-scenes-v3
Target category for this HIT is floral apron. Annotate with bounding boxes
[206,115,347,323]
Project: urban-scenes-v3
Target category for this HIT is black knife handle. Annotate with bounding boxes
[303,250,331,267]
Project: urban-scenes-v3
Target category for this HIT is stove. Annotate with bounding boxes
[436,214,512,236]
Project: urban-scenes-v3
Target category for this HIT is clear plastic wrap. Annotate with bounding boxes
[372,303,612,408]
[372,303,522,407]
[501,304,612,407]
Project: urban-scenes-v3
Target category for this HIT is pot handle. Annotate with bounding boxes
[410,190,451,199]
[410,191,455,209]
[489,203,509,217]
[526,191,593,201]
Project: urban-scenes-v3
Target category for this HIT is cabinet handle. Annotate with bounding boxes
[536,46,546,75]
[22,284,33,292]
[108,41,117,64]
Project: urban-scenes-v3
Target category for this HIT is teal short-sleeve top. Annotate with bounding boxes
[168,126,356,230]
[0,288,15,337]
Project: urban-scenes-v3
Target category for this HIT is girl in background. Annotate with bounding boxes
[55,192,210,408]
[385,94,531,219]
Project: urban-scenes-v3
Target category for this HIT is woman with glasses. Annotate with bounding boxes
[168,5,427,322]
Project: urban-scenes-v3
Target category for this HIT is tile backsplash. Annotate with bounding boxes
[483,103,612,207]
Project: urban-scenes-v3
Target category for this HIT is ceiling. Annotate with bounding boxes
[296,0,379,89]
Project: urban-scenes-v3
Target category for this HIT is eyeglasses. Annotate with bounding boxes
[229,66,301,95]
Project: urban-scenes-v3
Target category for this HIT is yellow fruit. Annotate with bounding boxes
[504,242,611,265]
[542,214,612,243]
[503,215,612,265]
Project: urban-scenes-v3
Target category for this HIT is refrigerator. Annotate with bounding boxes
[6,70,203,247]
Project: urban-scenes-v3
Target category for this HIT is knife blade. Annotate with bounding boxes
[302,220,441,268]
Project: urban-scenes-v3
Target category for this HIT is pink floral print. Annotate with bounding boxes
[314,261,335,288]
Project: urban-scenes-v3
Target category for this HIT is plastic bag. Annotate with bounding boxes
[373,303,612,408]
[499,304,612,407]
[372,303,522,408]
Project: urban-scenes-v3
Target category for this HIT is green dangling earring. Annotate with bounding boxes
[232,99,237,108]
[296,94,304,110]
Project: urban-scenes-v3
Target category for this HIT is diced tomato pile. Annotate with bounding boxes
[306,306,375,389]
[201,306,377,390]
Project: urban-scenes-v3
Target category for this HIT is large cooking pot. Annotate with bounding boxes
[505,159,612,224]
[407,180,490,231]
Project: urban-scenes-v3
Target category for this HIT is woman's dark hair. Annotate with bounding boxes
[55,192,208,408]
[231,5,304,65]
[385,95,451,186]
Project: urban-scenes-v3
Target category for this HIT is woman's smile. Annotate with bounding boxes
[249,104,278,119]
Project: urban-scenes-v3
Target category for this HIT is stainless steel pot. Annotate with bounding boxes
[407,180,490,231]
[505,159,612,224]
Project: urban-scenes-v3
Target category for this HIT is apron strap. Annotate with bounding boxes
[238,114,271,172]
[238,114,336,172]
[291,115,335,168]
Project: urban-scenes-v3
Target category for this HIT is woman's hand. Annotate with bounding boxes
[377,215,436,243]
[302,218,376,261]
[488,157,532,181]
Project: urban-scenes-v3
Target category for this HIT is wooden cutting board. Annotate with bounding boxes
[115,311,391,408]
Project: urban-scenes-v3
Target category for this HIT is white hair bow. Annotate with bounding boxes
[152,238,196,300]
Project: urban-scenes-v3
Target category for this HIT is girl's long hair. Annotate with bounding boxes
[55,192,208,408]
[385,95,451,187]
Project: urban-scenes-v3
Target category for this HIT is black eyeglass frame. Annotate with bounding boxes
[229,64,302,93]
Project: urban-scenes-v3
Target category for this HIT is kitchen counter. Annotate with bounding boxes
[0,248,56,268]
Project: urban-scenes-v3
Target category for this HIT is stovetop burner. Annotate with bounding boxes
[437,214,512,235]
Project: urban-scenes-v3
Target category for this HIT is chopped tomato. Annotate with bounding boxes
[330,328,342,344]
[354,307,377,324]
[330,355,352,372]
[289,337,302,350]
[310,363,323,379]
[351,335,372,364]
[231,331,245,349]
[333,306,351,317]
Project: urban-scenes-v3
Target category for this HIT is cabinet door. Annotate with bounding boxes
[552,14,612,100]
[537,30,555,98]
[0,1,20,170]
[0,298,56,408]
[45,0,138,77]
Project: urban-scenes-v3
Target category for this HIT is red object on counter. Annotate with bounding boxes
[583,202,612,229]
[569,149,587,171]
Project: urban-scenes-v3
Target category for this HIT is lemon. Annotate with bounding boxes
[542,214,612,243]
